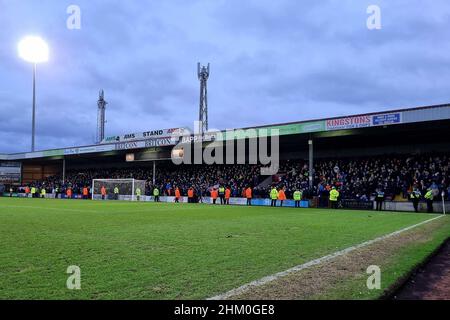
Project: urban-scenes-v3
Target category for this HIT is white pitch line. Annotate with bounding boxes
[207,214,446,300]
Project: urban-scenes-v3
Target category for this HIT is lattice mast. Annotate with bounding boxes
[198,63,210,136]
[96,89,107,144]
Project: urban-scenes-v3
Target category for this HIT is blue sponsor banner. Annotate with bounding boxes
[283,200,296,207]
[275,200,309,208]
[372,113,401,126]
[252,198,271,206]
[251,199,309,208]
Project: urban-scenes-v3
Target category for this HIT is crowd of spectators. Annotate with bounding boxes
[10,153,450,201]
[273,154,450,201]
[16,164,263,199]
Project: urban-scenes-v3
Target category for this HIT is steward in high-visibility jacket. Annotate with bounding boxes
[225,187,231,205]
[278,188,286,207]
[40,188,46,198]
[211,188,218,205]
[375,189,385,211]
[329,187,340,209]
[270,187,278,207]
[101,186,107,200]
[31,187,36,198]
[187,188,194,203]
[83,187,89,200]
[424,189,434,213]
[114,186,119,200]
[245,187,252,206]
[174,187,181,203]
[219,186,226,205]
[135,187,141,201]
[153,187,160,202]
[293,190,302,208]
[410,188,421,212]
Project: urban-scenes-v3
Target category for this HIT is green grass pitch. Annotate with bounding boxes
[0,197,448,299]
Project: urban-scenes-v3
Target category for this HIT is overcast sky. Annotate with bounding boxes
[1,0,449,153]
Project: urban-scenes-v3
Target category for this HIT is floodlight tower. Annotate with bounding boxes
[197,62,210,136]
[96,90,107,143]
[18,36,49,152]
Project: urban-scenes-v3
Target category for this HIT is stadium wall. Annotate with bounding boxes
[382,201,450,213]
[8,193,449,213]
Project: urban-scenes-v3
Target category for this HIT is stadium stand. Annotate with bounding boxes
[2,104,450,211]
[13,153,449,204]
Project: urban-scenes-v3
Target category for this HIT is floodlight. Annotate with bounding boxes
[18,36,49,64]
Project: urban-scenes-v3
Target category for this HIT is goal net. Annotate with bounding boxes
[92,178,146,201]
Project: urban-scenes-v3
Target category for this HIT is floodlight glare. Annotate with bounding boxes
[18,36,49,63]
[18,35,50,151]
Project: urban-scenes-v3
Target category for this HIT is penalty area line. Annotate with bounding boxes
[207,214,446,300]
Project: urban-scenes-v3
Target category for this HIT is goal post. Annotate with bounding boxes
[92,178,146,201]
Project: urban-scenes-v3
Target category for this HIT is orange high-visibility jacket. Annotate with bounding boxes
[83,188,88,196]
[278,190,286,200]
[211,190,218,199]
[225,188,231,199]
[188,189,194,198]
[245,188,252,199]
[175,188,181,198]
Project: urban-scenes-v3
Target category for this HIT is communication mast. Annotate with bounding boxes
[197,63,210,136]
[96,89,107,144]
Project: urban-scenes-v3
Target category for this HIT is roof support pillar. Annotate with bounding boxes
[62,158,66,185]
[308,139,313,189]
[152,160,156,185]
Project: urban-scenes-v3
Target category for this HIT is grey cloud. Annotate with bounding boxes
[1,0,450,153]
